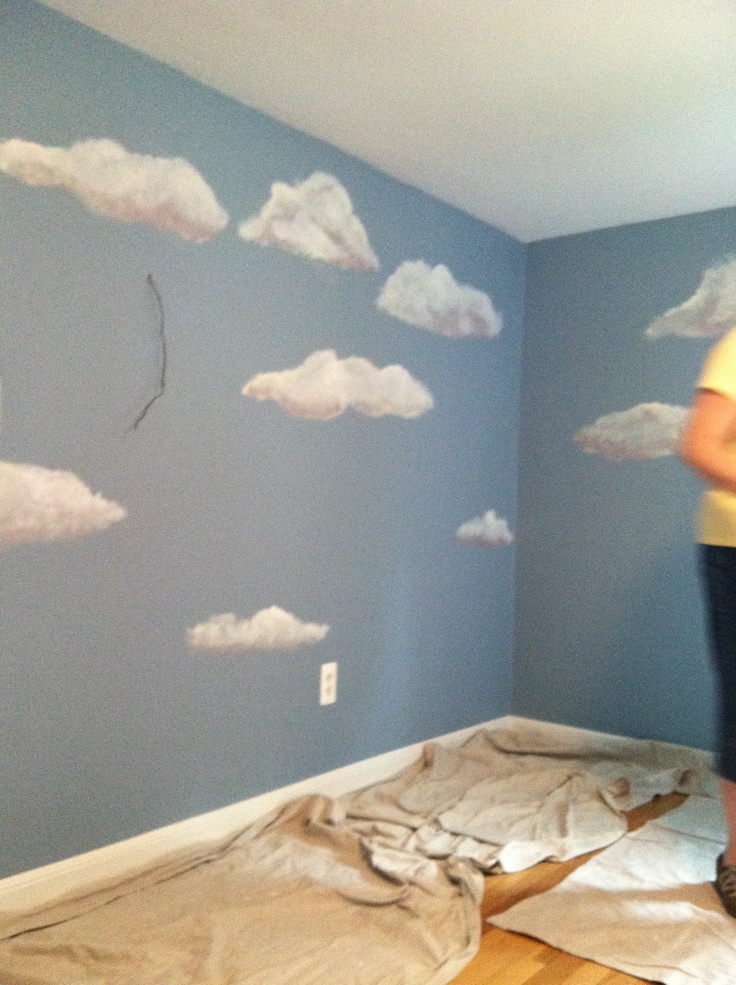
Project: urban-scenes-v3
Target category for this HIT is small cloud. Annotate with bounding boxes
[645,259,736,339]
[238,172,379,271]
[0,460,126,549]
[377,260,501,338]
[0,138,228,242]
[574,403,690,461]
[455,510,513,548]
[242,349,433,420]
[188,606,329,651]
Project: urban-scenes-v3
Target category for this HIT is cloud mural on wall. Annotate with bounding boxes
[0,461,126,549]
[0,138,228,242]
[242,349,434,420]
[455,510,514,547]
[188,606,330,651]
[645,258,736,339]
[377,260,502,338]
[574,403,690,461]
[238,172,379,271]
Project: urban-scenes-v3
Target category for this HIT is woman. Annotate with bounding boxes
[680,325,736,916]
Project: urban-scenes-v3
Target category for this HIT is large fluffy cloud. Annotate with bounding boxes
[455,510,513,548]
[645,259,736,339]
[242,349,433,420]
[238,172,379,271]
[188,606,329,651]
[377,260,501,338]
[0,461,126,549]
[0,138,228,242]
[574,403,690,461]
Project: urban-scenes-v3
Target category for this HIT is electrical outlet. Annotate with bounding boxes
[320,662,337,705]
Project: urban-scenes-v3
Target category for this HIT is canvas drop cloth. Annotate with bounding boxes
[0,796,483,985]
[340,721,715,873]
[492,795,735,985]
[0,721,717,984]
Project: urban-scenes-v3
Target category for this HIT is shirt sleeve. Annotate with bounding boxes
[698,327,736,402]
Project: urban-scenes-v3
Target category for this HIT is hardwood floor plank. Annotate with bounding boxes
[450,793,688,984]
[482,954,548,985]
[563,963,620,984]
[450,929,548,984]
[600,973,653,985]
[524,950,589,985]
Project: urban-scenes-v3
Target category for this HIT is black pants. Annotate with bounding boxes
[701,544,736,782]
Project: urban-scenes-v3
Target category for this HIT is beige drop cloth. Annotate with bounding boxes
[0,796,483,985]
[340,721,714,872]
[492,796,734,985]
[0,721,716,984]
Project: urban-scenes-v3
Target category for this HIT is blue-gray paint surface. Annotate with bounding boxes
[0,0,524,876]
[515,210,736,746]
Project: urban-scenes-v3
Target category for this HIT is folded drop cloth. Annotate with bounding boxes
[436,768,628,871]
[492,795,736,985]
[0,796,483,985]
[0,721,714,984]
[340,721,714,873]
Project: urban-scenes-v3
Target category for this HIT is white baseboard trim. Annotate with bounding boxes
[2,714,713,919]
[0,715,514,914]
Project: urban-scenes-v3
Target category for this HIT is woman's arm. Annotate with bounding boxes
[679,389,736,495]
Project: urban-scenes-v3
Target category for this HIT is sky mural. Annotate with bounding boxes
[242,349,434,421]
[574,403,690,461]
[0,131,509,653]
[0,460,125,549]
[645,258,736,340]
[377,260,502,338]
[455,510,514,548]
[574,255,736,463]
[188,607,330,652]
[0,138,229,242]
[239,171,379,271]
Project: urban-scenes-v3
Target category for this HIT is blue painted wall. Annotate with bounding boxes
[0,0,524,877]
[514,209,736,748]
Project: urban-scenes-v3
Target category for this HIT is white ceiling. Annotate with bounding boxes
[38,0,736,242]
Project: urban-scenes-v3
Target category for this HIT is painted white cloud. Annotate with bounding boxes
[377,260,501,338]
[0,460,126,549]
[238,172,379,271]
[455,510,513,548]
[645,258,736,339]
[574,403,690,461]
[242,349,433,420]
[0,138,228,242]
[188,606,329,651]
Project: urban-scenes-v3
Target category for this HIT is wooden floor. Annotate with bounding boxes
[449,792,688,985]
